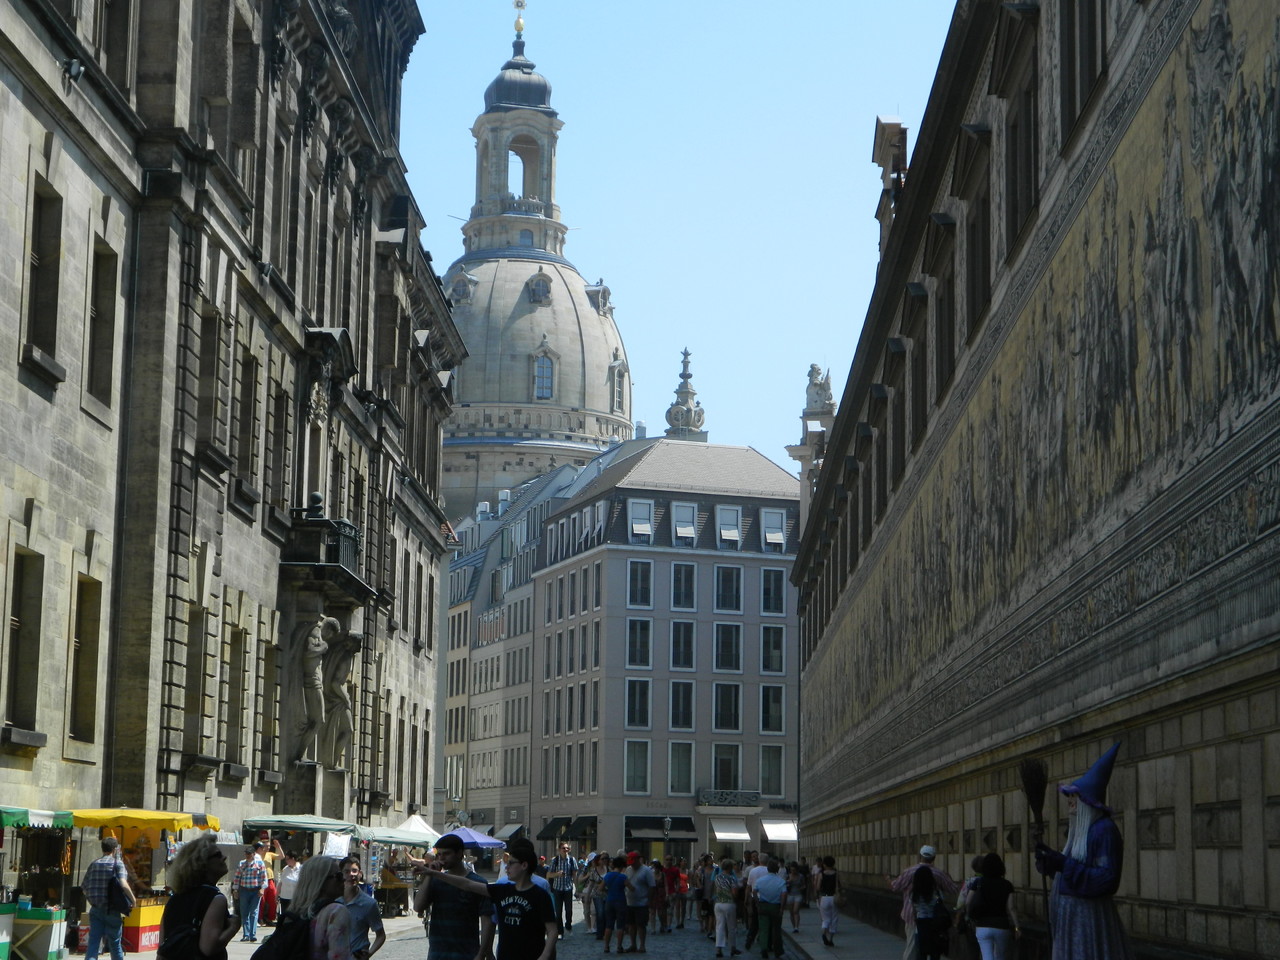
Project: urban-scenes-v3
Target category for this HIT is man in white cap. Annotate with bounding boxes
[887,845,956,960]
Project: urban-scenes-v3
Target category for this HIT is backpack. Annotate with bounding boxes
[157,886,220,960]
[250,912,311,960]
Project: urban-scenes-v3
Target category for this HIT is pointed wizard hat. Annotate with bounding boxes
[1060,741,1121,811]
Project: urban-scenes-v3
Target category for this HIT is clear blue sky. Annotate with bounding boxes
[401,1,953,473]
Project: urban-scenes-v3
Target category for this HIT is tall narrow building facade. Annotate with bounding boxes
[441,21,632,519]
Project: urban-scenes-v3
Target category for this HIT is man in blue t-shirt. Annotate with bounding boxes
[600,857,629,954]
[340,857,385,960]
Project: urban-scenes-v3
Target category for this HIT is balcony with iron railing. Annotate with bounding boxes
[280,493,375,603]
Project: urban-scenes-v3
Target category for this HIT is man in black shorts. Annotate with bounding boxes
[422,838,556,960]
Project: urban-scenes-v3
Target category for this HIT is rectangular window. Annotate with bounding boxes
[556,632,563,676]
[581,565,590,611]
[591,678,600,727]
[669,680,694,730]
[907,303,928,448]
[1005,53,1040,247]
[716,505,741,549]
[567,627,575,674]
[712,743,740,791]
[761,625,785,674]
[568,571,577,616]
[579,680,587,729]
[761,685,785,734]
[714,566,742,612]
[593,620,601,667]
[593,560,602,608]
[713,683,741,732]
[669,741,694,796]
[626,619,652,668]
[671,562,696,610]
[671,502,697,545]
[626,678,650,728]
[86,245,118,405]
[1060,0,1106,138]
[25,181,62,360]
[68,577,102,742]
[556,577,564,619]
[761,568,786,615]
[543,691,551,736]
[7,551,46,730]
[628,499,653,544]
[566,685,575,732]
[553,745,561,795]
[591,739,599,793]
[234,346,259,477]
[934,261,956,401]
[760,508,786,552]
[713,623,741,672]
[554,688,562,734]
[628,560,653,607]
[624,740,650,794]
[670,621,695,670]
[760,744,784,796]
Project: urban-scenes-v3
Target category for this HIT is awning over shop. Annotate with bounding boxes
[0,807,73,829]
[625,816,699,841]
[536,817,572,841]
[495,823,525,841]
[564,816,596,840]
[760,819,798,843]
[362,825,441,848]
[243,814,361,835]
[709,817,751,842]
[72,809,220,831]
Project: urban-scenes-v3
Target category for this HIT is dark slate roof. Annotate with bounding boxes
[484,40,557,116]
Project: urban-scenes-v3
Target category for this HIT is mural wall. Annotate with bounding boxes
[801,6,1280,951]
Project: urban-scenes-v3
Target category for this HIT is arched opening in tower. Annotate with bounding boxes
[507,134,541,199]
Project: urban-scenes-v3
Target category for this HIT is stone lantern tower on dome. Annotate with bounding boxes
[440,12,632,518]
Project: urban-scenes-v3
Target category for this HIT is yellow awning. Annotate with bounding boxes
[71,809,220,831]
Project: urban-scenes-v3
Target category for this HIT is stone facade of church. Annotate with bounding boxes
[0,0,461,837]
[793,2,1280,956]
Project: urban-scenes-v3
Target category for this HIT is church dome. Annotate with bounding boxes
[444,254,629,428]
[484,40,556,115]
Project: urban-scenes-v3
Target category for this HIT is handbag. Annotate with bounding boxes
[107,878,133,917]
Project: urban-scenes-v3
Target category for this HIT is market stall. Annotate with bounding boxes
[359,823,440,918]
[0,809,74,914]
[68,809,220,955]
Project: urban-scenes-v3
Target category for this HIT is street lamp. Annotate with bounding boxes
[662,816,671,845]
[450,795,462,827]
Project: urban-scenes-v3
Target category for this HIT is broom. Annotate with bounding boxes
[1019,758,1052,944]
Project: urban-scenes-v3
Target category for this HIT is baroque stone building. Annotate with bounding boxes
[793,1,1280,957]
[0,0,462,835]
[438,19,633,520]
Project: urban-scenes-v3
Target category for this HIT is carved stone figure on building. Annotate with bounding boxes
[320,631,361,769]
[295,616,341,762]
[805,363,835,413]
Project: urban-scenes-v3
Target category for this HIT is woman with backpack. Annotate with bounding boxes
[911,865,951,960]
[158,835,238,960]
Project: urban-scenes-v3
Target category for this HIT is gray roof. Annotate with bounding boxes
[569,439,800,503]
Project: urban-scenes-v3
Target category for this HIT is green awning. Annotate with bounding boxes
[0,807,74,829]
[243,814,362,835]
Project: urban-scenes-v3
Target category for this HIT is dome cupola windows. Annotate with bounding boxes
[531,333,559,401]
[526,271,553,304]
